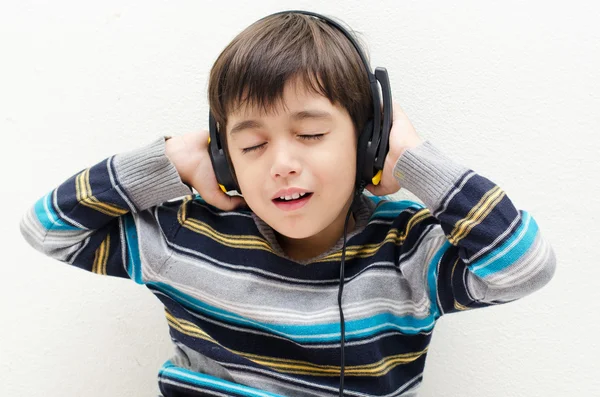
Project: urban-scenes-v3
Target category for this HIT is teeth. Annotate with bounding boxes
[277,192,310,201]
[278,192,308,201]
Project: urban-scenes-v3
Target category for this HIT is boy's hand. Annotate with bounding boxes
[365,101,424,197]
[165,130,246,211]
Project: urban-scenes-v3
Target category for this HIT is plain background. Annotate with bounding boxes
[1,1,598,396]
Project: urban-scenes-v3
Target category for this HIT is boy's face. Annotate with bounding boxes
[226,78,357,239]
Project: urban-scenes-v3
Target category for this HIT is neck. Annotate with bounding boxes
[276,199,357,262]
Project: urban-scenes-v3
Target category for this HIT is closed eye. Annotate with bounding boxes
[241,143,266,154]
[241,134,325,154]
[299,133,325,141]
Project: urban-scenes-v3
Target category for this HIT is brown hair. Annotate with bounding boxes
[208,12,374,153]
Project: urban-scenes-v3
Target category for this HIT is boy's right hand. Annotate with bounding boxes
[165,130,246,211]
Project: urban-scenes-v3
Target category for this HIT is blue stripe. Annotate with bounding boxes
[123,213,143,284]
[365,194,389,205]
[159,360,284,397]
[151,281,435,343]
[469,211,537,278]
[371,200,424,219]
[34,192,80,231]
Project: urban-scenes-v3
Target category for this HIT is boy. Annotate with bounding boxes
[20,11,556,397]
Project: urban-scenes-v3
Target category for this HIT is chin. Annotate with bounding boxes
[270,220,320,240]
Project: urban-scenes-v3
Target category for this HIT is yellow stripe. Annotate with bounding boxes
[84,168,127,215]
[92,233,110,275]
[91,247,99,274]
[449,185,500,244]
[177,197,275,253]
[102,233,110,275]
[165,310,428,377]
[74,168,128,217]
[449,186,505,245]
[320,209,432,261]
[450,186,504,243]
[176,201,433,263]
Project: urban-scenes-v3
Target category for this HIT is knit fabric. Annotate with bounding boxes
[20,137,556,396]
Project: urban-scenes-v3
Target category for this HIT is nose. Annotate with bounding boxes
[270,141,302,180]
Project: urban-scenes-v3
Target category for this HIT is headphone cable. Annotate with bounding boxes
[338,196,356,396]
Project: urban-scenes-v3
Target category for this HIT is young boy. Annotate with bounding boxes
[20,11,556,397]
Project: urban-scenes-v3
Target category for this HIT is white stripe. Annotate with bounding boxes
[23,208,46,242]
[470,212,532,273]
[52,188,88,229]
[433,170,476,218]
[155,290,432,349]
[484,234,550,287]
[66,235,92,265]
[464,211,522,265]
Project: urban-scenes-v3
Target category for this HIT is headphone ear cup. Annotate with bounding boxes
[208,112,241,194]
[212,145,241,194]
[356,118,373,189]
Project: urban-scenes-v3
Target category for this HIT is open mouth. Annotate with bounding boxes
[272,192,313,211]
[273,192,313,202]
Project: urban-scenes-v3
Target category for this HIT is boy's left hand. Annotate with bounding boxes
[365,101,424,196]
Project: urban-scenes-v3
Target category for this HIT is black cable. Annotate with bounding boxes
[338,203,354,397]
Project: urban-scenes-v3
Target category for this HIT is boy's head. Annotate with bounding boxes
[208,12,373,240]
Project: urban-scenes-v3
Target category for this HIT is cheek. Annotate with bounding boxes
[316,140,357,179]
[231,159,266,206]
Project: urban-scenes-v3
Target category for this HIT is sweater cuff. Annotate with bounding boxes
[112,136,192,212]
[393,140,469,212]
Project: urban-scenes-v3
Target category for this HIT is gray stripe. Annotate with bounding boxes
[156,290,431,350]
[158,252,432,324]
[20,206,91,262]
[480,235,556,302]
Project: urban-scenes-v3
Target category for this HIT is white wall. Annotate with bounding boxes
[1,1,598,396]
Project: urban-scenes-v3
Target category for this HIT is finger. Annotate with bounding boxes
[392,101,406,122]
[202,188,241,211]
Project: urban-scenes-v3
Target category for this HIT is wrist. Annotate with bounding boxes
[392,137,425,164]
[164,136,188,185]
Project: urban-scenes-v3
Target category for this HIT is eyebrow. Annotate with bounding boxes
[228,110,333,136]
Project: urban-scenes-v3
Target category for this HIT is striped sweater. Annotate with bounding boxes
[20,136,556,396]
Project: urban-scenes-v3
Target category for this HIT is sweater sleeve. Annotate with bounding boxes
[19,136,192,281]
[393,140,557,316]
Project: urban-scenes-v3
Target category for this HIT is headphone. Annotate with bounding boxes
[208,10,393,196]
